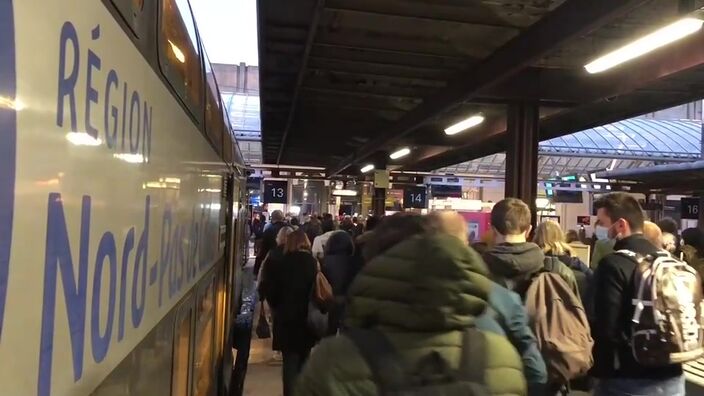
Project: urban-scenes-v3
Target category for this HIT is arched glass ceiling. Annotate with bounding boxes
[437,119,702,178]
[222,92,261,141]
[539,119,701,159]
[222,91,262,164]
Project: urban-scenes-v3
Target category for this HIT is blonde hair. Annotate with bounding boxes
[428,211,467,243]
[643,221,663,248]
[276,226,294,246]
[533,220,573,256]
[284,229,311,254]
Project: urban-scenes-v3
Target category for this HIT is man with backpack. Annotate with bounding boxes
[483,198,579,299]
[592,193,702,396]
[483,198,592,392]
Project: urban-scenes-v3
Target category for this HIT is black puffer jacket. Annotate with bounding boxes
[322,231,357,297]
[322,231,358,334]
[267,251,318,352]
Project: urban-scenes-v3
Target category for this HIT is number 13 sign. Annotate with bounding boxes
[264,180,288,204]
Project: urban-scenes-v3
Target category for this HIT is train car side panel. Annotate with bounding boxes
[0,1,227,395]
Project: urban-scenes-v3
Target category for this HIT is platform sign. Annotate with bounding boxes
[403,186,427,209]
[263,180,288,204]
[682,197,700,220]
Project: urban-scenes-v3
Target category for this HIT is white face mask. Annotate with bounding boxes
[595,225,609,241]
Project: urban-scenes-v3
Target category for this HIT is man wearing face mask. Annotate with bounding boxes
[590,220,616,270]
[591,193,684,396]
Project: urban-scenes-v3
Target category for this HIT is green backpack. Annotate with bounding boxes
[346,327,490,396]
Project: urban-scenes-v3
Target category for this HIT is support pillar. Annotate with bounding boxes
[370,155,389,217]
[698,194,704,230]
[372,187,386,217]
[505,103,540,228]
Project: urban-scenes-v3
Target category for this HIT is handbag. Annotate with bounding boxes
[255,304,271,339]
[313,263,334,306]
[307,261,333,338]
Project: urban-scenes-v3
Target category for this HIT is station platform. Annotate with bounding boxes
[234,255,704,396]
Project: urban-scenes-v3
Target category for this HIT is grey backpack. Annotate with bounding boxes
[617,249,704,365]
[346,327,490,395]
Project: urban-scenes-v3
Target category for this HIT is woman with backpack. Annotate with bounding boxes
[533,220,593,304]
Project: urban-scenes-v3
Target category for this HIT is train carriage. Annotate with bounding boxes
[0,1,249,395]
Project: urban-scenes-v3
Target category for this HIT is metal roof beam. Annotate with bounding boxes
[537,150,696,162]
[327,0,648,176]
[400,25,704,171]
[313,41,468,61]
[324,0,525,29]
[276,0,326,165]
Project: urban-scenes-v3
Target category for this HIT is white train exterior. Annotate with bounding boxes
[0,1,248,395]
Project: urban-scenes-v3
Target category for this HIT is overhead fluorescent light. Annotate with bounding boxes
[590,172,609,183]
[332,189,358,197]
[360,164,375,173]
[66,132,101,146]
[389,147,411,160]
[444,114,485,135]
[585,17,704,74]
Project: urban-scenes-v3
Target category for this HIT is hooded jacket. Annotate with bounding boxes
[322,231,359,334]
[484,242,578,297]
[295,234,526,396]
[322,231,357,297]
[478,283,548,391]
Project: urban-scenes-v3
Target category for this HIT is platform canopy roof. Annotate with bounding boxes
[258,0,704,174]
[438,118,702,179]
[597,159,704,193]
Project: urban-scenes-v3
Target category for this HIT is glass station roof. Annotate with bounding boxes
[222,91,262,165]
[437,119,702,179]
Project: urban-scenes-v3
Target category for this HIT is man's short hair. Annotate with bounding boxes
[593,193,644,231]
[491,198,531,236]
[271,210,285,222]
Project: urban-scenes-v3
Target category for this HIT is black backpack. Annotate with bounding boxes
[346,327,490,395]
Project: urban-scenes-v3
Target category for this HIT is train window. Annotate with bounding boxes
[110,0,145,37]
[159,0,203,120]
[204,52,224,155]
[193,278,216,396]
[172,307,192,396]
[222,101,233,164]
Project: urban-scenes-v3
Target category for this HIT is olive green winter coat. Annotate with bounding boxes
[295,234,526,396]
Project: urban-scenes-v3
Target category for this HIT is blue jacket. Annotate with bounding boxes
[477,283,548,389]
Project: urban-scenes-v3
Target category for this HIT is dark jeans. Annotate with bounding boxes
[594,375,685,396]
[282,349,311,396]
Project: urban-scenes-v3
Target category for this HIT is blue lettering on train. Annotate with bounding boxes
[56,21,151,159]
[28,20,221,396]
[37,194,219,396]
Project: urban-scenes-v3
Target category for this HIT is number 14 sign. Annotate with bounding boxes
[404,186,427,209]
[264,180,288,204]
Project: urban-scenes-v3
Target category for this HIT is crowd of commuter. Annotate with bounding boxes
[251,193,704,396]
